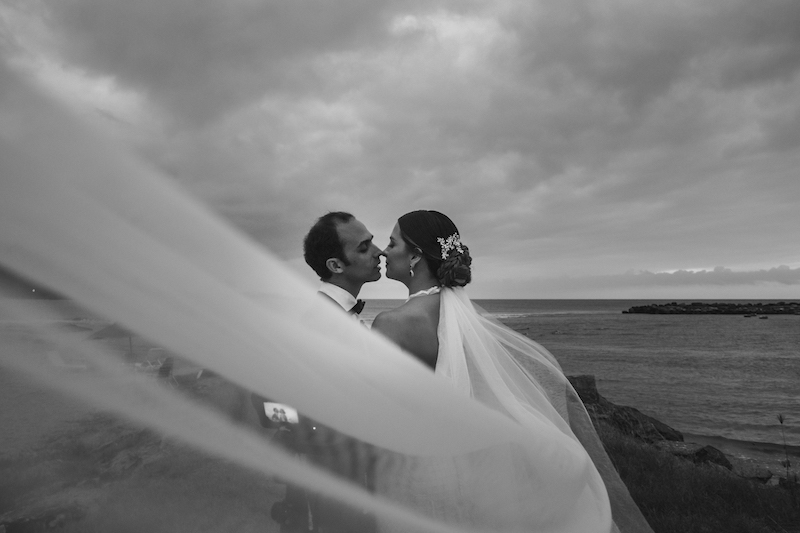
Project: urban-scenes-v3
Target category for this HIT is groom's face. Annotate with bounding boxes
[335,218,382,284]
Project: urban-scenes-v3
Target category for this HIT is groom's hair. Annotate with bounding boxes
[303,211,353,280]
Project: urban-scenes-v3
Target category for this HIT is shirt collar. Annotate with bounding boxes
[318,282,357,312]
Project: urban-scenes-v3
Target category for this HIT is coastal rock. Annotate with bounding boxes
[568,375,797,487]
[568,374,684,443]
[623,301,800,315]
[604,405,685,443]
[736,463,774,483]
[568,375,744,472]
[568,375,601,404]
[654,441,733,470]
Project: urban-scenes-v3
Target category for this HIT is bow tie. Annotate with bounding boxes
[349,299,365,315]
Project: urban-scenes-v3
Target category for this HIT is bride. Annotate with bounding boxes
[372,210,653,533]
[373,209,471,370]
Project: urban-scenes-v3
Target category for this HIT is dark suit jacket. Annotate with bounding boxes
[251,290,376,533]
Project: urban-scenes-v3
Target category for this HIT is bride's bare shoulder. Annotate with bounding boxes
[372,304,410,333]
[373,298,422,327]
[372,297,440,367]
[373,298,437,336]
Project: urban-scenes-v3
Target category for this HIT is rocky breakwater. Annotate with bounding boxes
[623,301,800,315]
[567,375,777,483]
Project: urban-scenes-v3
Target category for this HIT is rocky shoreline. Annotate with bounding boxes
[567,374,797,485]
[622,301,800,315]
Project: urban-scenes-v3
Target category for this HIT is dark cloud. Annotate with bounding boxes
[511,0,800,108]
[4,0,799,298]
[713,1,800,89]
[44,0,419,126]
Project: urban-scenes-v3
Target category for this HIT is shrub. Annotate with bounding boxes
[597,422,800,533]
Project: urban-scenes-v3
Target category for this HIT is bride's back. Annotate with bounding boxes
[372,294,440,370]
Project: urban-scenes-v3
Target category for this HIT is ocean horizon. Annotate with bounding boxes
[363,298,800,451]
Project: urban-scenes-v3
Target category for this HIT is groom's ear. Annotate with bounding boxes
[325,257,344,275]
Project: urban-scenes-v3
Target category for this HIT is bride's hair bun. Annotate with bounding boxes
[437,245,472,288]
[397,209,472,288]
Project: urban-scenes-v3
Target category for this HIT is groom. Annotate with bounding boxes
[254,211,382,533]
[303,211,383,314]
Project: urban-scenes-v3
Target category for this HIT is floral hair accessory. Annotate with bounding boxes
[437,233,464,260]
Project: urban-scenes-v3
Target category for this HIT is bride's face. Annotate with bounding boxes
[383,222,413,282]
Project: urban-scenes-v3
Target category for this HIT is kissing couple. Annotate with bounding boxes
[305,209,472,370]
[261,209,477,533]
[255,209,651,533]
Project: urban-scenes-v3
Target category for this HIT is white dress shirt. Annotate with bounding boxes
[318,281,359,314]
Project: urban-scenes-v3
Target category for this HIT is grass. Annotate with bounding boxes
[597,422,800,533]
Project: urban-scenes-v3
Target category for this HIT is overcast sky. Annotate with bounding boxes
[2,0,799,299]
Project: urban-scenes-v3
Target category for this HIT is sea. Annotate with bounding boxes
[362,299,800,450]
[2,298,799,458]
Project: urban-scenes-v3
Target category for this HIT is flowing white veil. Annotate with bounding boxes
[0,59,647,532]
[435,288,654,533]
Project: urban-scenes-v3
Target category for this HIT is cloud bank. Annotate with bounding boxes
[490,266,800,300]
